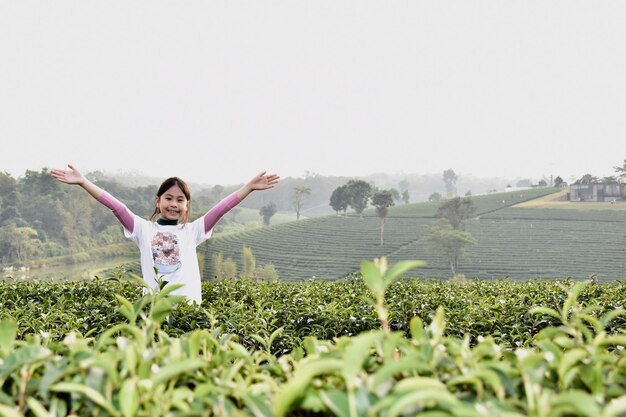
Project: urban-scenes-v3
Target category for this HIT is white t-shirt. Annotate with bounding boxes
[124,216,212,304]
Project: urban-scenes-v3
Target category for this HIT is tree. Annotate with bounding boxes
[554,176,565,187]
[443,169,457,196]
[614,159,626,182]
[229,207,242,224]
[428,192,442,202]
[211,184,225,200]
[0,224,42,263]
[242,246,256,279]
[329,185,349,215]
[401,190,410,204]
[0,171,17,196]
[212,252,237,280]
[371,190,395,245]
[423,219,476,276]
[575,174,598,185]
[254,263,279,282]
[437,197,475,231]
[293,186,311,220]
[423,197,477,276]
[346,179,372,218]
[259,202,277,226]
[389,188,401,203]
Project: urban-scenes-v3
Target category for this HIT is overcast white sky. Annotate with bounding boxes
[1,1,625,186]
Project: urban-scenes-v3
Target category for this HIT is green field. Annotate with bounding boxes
[200,187,626,282]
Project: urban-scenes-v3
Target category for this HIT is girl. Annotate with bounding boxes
[51,164,279,304]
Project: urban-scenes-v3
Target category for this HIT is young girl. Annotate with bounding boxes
[51,164,279,304]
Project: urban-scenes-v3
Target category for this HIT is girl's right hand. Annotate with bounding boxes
[51,164,85,185]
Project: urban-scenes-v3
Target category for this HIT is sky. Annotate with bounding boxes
[1,1,625,186]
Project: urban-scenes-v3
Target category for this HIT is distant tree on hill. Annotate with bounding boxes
[437,197,475,231]
[329,185,349,215]
[423,220,476,276]
[554,176,565,187]
[614,159,626,182]
[293,186,311,220]
[389,188,401,203]
[401,190,410,204]
[575,174,598,185]
[259,202,277,226]
[423,196,477,276]
[371,190,395,246]
[428,192,442,202]
[443,169,457,196]
[346,180,372,218]
[0,172,17,196]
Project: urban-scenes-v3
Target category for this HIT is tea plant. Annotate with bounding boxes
[2,262,626,416]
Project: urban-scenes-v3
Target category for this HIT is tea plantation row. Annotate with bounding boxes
[203,188,626,282]
[2,277,625,351]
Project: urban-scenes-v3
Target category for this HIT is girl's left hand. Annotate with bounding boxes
[249,172,280,190]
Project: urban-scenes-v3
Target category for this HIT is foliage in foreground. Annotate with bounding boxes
[1,263,626,415]
[2,275,626,351]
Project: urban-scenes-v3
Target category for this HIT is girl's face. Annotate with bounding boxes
[156,185,189,221]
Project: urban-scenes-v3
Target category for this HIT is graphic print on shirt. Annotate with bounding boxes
[151,231,182,274]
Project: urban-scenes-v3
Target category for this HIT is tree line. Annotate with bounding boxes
[0,169,240,266]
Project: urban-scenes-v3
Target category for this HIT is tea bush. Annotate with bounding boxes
[2,261,626,416]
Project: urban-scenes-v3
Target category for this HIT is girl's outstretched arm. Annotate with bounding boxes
[51,164,135,233]
[204,171,280,233]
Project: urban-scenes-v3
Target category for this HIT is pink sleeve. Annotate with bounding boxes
[98,192,135,233]
[204,192,241,233]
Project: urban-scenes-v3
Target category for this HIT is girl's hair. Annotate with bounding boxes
[150,177,192,224]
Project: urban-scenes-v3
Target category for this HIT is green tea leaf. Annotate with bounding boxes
[25,398,50,417]
[409,316,424,340]
[0,320,17,358]
[275,358,344,417]
[119,378,139,417]
[0,345,51,378]
[51,382,119,416]
[383,260,425,286]
[115,294,136,324]
[562,281,588,322]
[529,307,562,322]
[319,390,350,417]
[0,403,24,417]
[360,260,384,296]
[602,395,626,417]
[551,390,600,417]
[151,358,207,386]
[239,392,274,417]
[341,331,381,386]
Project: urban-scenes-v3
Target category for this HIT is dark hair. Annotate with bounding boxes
[150,177,192,224]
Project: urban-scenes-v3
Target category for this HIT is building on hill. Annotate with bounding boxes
[569,181,623,202]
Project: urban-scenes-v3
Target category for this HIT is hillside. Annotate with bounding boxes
[199,187,626,282]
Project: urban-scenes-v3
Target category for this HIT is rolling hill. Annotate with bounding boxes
[201,187,626,282]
